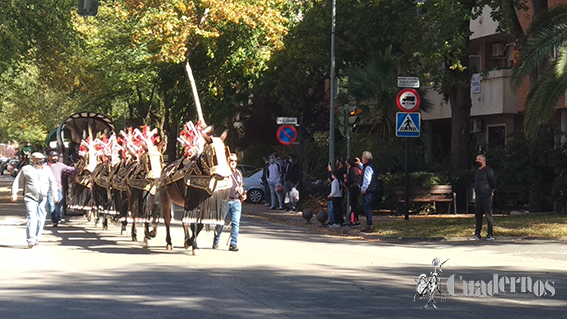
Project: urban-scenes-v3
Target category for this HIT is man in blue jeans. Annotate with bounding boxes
[11,152,58,248]
[213,153,246,252]
[360,151,378,233]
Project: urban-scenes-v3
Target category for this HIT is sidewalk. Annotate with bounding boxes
[240,202,567,243]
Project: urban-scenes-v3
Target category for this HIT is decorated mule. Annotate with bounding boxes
[156,121,232,254]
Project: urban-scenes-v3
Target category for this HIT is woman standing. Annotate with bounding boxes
[345,157,362,226]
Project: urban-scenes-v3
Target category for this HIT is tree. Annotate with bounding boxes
[412,0,480,171]
[116,0,293,125]
[510,4,567,137]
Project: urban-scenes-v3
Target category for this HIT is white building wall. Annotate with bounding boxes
[470,5,499,40]
[422,69,518,120]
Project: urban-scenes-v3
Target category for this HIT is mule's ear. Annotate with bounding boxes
[220,129,229,142]
[200,131,212,144]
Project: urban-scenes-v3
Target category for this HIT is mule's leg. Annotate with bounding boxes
[102,212,108,230]
[143,222,151,246]
[191,223,204,256]
[148,200,159,239]
[94,208,100,226]
[119,193,128,235]
[121,219,128,235]
[183,223,191,250]
[131,221,137,241]
[163,200,173,250]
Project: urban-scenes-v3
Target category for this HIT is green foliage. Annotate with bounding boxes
[0,63,77,145]
[510,4,567,136]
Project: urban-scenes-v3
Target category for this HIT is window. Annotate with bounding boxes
[487,125,506,148]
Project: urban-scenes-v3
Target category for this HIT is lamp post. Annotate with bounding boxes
[329,0,337,169]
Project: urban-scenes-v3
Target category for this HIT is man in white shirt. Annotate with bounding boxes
[11,152,58,248]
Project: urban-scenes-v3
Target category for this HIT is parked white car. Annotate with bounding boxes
[243,168,264,204]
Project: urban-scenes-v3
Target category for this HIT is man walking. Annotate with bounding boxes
[470,154,497,241]
[44,150,76,227]
[213,153,246,252]
[11,152,58,248]
[360,151,378,233]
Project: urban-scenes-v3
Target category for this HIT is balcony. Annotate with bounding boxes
[422,68,518,121]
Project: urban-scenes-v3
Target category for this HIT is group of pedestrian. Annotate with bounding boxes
[261,153,299,211]
[11,149,76,248]
[326,151,377,233]
[324,151,497,239]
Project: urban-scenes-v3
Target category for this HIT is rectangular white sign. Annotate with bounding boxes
[277,117,298,125]
[471,73,481,94]
[397,76,420,88]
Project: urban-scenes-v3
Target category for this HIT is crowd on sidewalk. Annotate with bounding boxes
[258,151,380,234]
[257,150,497,240]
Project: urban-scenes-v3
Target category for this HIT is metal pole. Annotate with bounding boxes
[404,137,410,220]
[346,121,352,224]
[298,112,304,211]
[329,0,336,169]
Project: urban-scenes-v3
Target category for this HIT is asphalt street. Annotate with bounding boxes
[0,175,566,318]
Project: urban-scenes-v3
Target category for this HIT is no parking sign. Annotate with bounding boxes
[276,125,297,145]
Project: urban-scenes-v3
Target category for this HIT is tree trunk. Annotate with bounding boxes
[449,2,474,170]
[449,78,472,170]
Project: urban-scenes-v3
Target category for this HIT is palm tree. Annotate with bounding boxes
[346,46,431,141]
[511,4,567,136]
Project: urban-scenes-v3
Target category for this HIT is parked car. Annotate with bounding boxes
[8,159,20,177]
[0,158,13,175]
[243,167,327,204]
[243,168,264,204]
[237,164,258,176]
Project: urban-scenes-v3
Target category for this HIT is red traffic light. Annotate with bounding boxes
[349,108,362,116]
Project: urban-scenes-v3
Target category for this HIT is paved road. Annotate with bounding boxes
[0,175,566,318]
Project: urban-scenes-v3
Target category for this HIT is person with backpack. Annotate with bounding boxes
[266,154,284,210]
[345,157,362,226]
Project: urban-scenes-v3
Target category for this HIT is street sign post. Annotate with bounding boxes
[396,112,420,138]
[396,88,421,112]
[397,76,420,88]
[276,125,298,145]
[276,117,298,125]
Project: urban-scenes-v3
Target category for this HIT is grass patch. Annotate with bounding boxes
[373,214,567,238]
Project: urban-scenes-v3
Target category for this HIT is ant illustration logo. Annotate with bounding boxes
[413,258,449,309]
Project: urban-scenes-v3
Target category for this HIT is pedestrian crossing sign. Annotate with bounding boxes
[396,112,420,137]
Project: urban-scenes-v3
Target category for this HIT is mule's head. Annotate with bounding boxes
[200,129,230,178]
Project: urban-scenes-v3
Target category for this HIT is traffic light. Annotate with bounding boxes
[348,106,362,125]
[78,0,98,16]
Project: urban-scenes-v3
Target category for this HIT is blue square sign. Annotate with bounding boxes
[396,112,420,137]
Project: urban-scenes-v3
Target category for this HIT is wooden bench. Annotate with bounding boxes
[392,185,457,214]
[499,185,529,211]
[466,184,529,213]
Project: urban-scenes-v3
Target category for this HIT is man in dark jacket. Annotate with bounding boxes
[284,154,299,210]
[261,157,271,207]
[470,154,497,241]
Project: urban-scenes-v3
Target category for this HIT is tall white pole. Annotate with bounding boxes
[185,60,206,126]
[329,0,336,169]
